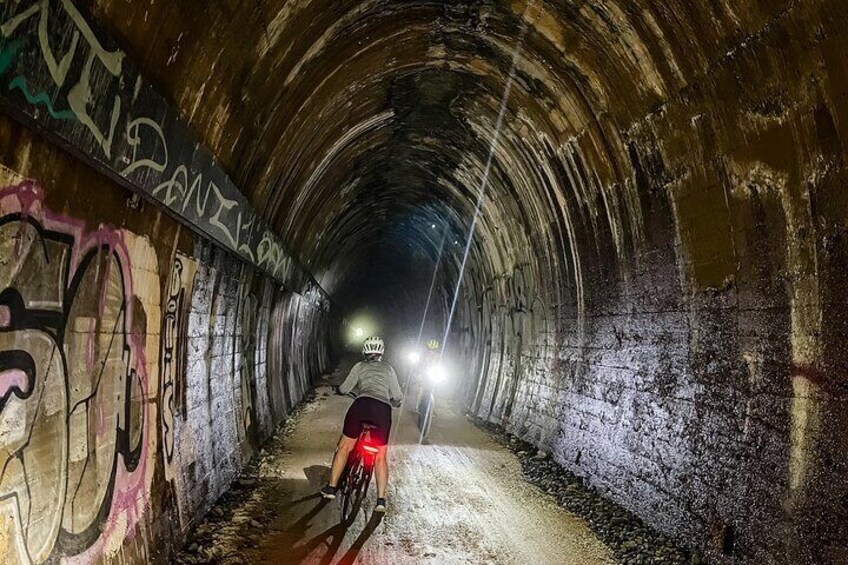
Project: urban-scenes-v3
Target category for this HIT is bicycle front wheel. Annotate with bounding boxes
[418,395,434,440]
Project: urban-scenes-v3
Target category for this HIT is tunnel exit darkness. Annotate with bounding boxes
[0,0,847,563]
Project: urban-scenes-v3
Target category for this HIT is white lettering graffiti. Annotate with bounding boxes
[0,1,316,295]
[121,117,168,175]
[3,0,124,157]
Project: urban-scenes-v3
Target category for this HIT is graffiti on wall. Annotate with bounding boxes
[0,0,326,298]
[499,266,531,417]
[238,286,257,443]
[160,253,196,482]
[0,155,334,562]
[0,174,156,564]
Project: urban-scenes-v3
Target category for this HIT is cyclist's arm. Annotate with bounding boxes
[388,366,403,407]
[337,363,361,396]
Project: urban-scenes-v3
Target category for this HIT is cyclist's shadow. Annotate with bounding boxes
[281,494,330,546]
[288,495,372,564]
[334,512,384,565]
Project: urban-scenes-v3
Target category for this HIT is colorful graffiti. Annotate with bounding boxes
[0,0,319,292]
[0,177,155,564]
[0,161,331,563]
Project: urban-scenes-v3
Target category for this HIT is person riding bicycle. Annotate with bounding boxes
[414,339,441,411]
[320,336,402,513]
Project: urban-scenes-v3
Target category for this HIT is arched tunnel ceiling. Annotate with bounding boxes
[81,0,805,313]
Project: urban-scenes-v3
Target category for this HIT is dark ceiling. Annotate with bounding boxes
[81,0,796,323]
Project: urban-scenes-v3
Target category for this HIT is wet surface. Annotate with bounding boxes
[236,367,614,565]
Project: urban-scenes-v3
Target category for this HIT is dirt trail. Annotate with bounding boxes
[242,367,615,565]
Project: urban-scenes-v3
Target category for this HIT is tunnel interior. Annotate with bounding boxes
[0,0,846,563]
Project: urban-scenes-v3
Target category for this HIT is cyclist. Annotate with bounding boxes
[320,336,402,513]
[414,339,441,411]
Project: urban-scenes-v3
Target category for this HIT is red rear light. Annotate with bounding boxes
[362,444,380,454]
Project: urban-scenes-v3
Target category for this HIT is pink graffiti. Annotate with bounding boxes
[0,182,134,296]
[0,369,29,399]
[0,179,153,563]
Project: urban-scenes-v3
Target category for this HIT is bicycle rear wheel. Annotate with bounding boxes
[361,459,375,499]
[340,456,362,522]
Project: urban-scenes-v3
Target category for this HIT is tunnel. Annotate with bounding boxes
[0,0,846,563]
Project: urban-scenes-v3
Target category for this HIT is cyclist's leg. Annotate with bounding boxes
[328,434,357,487]
[327,398,366,488]
[371,399,392,500]
[375,446,389,498]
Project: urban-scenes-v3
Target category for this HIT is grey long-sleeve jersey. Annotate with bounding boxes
[338,360,403,407]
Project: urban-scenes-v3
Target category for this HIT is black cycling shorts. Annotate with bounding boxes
[343,397,392,446]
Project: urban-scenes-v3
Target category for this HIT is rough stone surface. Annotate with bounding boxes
[2,0,848,563]
[172,399,309,565]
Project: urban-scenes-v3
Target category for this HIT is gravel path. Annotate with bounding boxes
[174,366,614,564]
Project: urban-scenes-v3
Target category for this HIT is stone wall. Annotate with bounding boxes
[456,2,848,564]
[1,1,847,564]
[0,116,334,564]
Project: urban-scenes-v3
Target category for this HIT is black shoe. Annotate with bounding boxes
[374,498,387,513]
[321,485,337,499]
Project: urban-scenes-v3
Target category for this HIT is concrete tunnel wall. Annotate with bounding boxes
[0,115,336,563]
[1,0,848,564]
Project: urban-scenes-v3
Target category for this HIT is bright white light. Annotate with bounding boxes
[354,327,365,338]
[431,224,436,229]
[407,350,421,365]
[427,364,447,384]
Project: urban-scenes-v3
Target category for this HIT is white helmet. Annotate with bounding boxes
[362,336,385,356]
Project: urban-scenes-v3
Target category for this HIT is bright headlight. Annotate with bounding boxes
[407,350,421,365]
[427,364,447,384]
[353,327,365,338]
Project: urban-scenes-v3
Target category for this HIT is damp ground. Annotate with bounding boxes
[173,366,622,564]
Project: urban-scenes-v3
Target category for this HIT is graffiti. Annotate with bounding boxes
[238,289,257,441]
[160,254,195,481]
[152,164,261,265]
[0,180,150,564]
[121,117,168,176]
[0,0,325,300]
[256,229,294,279]
[0,159,333,562]
[507,265,530,314]
[470,286,495,414]
[8,75,76,120]
[1,0,123,157]
[501,266,534,419]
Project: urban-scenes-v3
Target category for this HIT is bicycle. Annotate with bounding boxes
[417,387,434,441]
[337,423,380,522]
[416,363,445,441]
